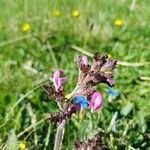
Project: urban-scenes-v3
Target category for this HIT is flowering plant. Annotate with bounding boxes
[43,53,117,150]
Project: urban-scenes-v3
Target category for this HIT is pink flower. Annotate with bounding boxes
[53,70,68,92]
[89,92,103,112]
[75,55,90,72]
[82,56,88,66]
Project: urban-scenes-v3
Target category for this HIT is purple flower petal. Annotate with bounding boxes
[53,70,68,92]
[82,56,88,66]
[89,92,103,112]
[53,70,63,80]
[59,77,68,84]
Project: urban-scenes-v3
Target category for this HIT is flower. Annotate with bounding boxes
[108,54,112,59]
[81,55,88,66]
[49,104,80,124]
[75,55,90,84]
[89,53,117,87]
[19,142,26,150]
[89,92,103,112]
[107,88,119,97]
[74,134,106,149]
[53,70,68,92]
[75,55,89,71]
[65,93,71,99]
[74,96,88,108]
[21,23,31,32]
[52,10,61,16]
[72,10,80,17]
[114,18,124,26]
[73,53,117,98]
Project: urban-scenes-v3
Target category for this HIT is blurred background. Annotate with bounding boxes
[0,0,150,149]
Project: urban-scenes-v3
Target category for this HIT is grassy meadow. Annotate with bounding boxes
[0,0,150,149]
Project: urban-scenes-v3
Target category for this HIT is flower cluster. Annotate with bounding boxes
[49,104,80,125]
[74,134,108,150]
[44,53,117,125]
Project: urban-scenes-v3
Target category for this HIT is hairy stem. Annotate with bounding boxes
[53,85,79,150]
[54,120,66,150]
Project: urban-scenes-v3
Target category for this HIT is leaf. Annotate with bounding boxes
[137,111,147,133]
[121,102,134,116]
[6,129,19,150]
[15,106,25,132]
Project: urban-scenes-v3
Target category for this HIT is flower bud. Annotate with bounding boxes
[89,92,103,112]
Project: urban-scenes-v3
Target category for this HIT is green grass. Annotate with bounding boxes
[0,0,150,149]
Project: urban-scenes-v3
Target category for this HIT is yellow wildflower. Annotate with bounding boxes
[114,18,124,26]
[72,10,80,17]
[22,23,31,32]
[19,142,26,150]
[65,94,71,99]
[52,10,61,16]
[108,54,112,59]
